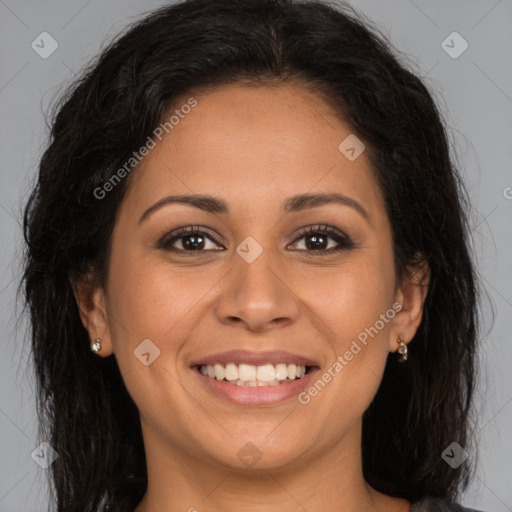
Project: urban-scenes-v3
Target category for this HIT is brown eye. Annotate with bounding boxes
[290,225,355,254]
[159,226,225,253]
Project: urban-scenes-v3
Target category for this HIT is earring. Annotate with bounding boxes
[91,338,101,354]
[396,335,408,362]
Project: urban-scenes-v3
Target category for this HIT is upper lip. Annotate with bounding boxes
[190,349,320,368]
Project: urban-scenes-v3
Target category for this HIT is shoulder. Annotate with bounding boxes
[410,495,485,512]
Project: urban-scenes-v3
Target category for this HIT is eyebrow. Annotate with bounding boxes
[138,192,370,224]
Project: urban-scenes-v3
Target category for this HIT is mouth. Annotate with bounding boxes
[190,350,321,405]
[195,362,314,387]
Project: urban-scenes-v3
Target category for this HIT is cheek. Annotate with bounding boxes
[105,250,223,367]
[299,270,393,428]
[107,247,191,330]
[298,254,395,390]
[104,257,204,424]
[301,256,394,336]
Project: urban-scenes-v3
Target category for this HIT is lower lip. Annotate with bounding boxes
[191,366,320,406]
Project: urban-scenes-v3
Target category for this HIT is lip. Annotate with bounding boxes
[189,350,321,406]
[191,365,321,406]
[190,349,321,367]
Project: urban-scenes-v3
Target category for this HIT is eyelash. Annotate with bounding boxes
[158,224,355,255]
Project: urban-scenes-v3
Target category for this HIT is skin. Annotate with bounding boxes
[74,81,429,512]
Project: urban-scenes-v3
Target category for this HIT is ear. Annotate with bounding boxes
[389,256,430,354]
[71,273,113,357]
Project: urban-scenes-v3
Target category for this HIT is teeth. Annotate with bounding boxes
[275,363,288,380]
[238,363,256,381]
[198,362,309,386]
[256,364,276,382]
[214,363,226,380]
[225,363,239,381]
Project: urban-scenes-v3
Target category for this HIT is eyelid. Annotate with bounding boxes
[158,223,355,254]
[158,225,225,250]
[288,224,355,251]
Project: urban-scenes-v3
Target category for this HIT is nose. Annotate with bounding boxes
[213,248,301,332]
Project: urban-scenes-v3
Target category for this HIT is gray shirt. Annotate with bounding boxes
[410,495,484,512]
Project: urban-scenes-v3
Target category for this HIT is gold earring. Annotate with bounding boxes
[396,335,408,362]
[91,338,101,354]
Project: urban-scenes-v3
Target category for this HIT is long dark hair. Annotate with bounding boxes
[22,0,480,510]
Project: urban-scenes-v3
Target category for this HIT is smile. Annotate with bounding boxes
[198,362,310,387]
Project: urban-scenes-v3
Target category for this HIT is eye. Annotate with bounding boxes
[289,224,355,254]
[158,224,355,255]
[158,226,225,253]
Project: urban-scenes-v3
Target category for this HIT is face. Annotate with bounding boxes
[79,81,426,474]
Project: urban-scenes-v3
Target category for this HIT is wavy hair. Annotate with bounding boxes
[22,0,480,510]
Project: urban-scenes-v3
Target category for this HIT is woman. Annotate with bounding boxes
[22,0,483,510]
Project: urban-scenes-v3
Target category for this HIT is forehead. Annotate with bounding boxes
[123,81,385,220]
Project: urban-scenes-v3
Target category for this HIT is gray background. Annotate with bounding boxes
[0,0,511,510]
